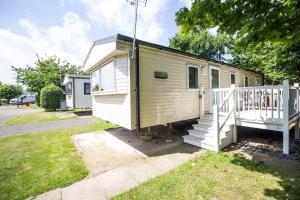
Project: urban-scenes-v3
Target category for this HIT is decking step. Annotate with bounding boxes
[193,124,231,133]
[188,129,230,140]
[183,135,216,151]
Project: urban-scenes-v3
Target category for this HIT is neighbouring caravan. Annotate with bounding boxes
[63,74,92,109]
[83,34,263,131]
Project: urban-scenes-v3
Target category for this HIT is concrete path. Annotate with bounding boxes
[0,117,95,136]
[31,131,204,200]
[32,152,202,200]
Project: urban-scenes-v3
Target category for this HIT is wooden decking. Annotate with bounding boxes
[184,80,300,155]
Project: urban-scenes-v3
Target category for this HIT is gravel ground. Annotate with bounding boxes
[229,136,300,161]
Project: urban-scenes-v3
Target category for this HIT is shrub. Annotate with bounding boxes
[40,84,64,111]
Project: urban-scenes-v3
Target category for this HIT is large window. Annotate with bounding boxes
[244,76,249,87]
[100,61,114,92]
[84,82,91,95]
[230,73,236,86]
[188,66,199,89]
[91,70,100,92]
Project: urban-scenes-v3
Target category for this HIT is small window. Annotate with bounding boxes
[84,83,91,95]
[244,76,249,87]
[100,61,115,92]
[188,66,199,89]
[230,73,236,85]
[66,82,72,95]
[255,78,260,86]
[91,70,100,92]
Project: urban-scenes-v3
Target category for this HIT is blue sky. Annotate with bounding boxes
[0,0,191,84]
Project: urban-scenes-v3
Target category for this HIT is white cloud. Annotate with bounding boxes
[79,0,169,42]
[0,12,91,84]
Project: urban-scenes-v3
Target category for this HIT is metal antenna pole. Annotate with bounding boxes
[132,0,138,59]
[126,0,147,59]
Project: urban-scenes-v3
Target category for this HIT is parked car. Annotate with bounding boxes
[10,95,36,105]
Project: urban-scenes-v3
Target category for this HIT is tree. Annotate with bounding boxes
[175,0,300,83]
[169,30,232,60]
[12,55,84,106]
[176,0,300,48]
[0,84,22,102]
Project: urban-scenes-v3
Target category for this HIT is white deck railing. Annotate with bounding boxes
[211,80,300,154]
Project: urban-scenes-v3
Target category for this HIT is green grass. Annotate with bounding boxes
[114,152,300,200]
[0,119,117,200]
[5,111,78,125]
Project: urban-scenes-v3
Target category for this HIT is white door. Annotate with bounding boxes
[209,67,220,112]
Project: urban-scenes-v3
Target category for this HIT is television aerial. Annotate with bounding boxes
[126,0,147,59]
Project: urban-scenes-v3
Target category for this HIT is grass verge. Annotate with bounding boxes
[113,152,300,200]
[0,119,116,200]
[5,111,78,125]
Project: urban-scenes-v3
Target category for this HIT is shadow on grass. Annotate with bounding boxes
[231,154,300,199]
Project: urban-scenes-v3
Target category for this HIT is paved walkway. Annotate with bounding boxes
[0,117,95,136]
[31,131,204,200]
[32,152,202,200]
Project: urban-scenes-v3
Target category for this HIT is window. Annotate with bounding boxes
[100,61,114,92]
[66,82,72,95]
[244,76,249,87]
[230,73,236,86]
[91,70,100,92]
[188,66,199,89]
[255,78,260,86]
[84,82,91,95]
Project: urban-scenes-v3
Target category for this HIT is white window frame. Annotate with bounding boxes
[244,76,249,87]
[229,73,236,86]
[99,59,116,93]
[91,69,100,94]
[187,65,199,91]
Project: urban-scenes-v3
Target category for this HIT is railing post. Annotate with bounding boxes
[213,105,220,152]
[231,87,237,143]
[282,80,290,155]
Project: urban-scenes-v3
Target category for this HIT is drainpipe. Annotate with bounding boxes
[135,41,141,133]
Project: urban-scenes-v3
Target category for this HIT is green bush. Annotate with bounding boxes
[40,84,64,111]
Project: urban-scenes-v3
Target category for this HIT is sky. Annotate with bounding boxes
[0,0,191,84]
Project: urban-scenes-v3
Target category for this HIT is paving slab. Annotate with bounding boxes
[61,177,107,200]
[121,159,162,183]
[30,188,61,200]
[94,167,140,199]
[73,132,147,176]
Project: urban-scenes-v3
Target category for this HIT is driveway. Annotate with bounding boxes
[0,105,40,126]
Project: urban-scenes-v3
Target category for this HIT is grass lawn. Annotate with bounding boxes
[0,119,116,200]
[5,111,78,125]
[114,152,300,200]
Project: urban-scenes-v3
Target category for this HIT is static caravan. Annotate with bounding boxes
[63,74,92,109]
[83,34,263,132]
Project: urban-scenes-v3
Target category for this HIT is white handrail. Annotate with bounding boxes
[213,87,236,152]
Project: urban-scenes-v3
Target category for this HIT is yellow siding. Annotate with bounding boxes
[139,47,201,128]
[117,41,263,128]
